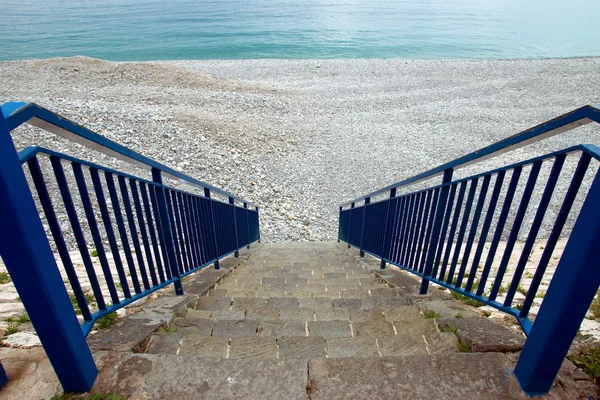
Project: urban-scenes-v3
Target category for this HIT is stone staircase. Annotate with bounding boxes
[89,243,596,399]
[148,242,457,361]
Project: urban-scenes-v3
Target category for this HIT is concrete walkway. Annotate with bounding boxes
[82,243,598,399]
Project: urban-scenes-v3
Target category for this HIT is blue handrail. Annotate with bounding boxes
[0,102,260,392]
[338,104,600,396]
[341,104,600,207]
[2,102,256,207]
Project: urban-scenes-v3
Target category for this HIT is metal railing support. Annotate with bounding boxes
[230,197,240,257]
[205,188,220,269]
[0,111,98,391]
[244,202,250,249]
[514,170,600,395]
[419,168,453,295]
[348,202,355,248]
[256,206,261,243]
[359,197,370,257]
[338,206,342,242]
[380,188,397,269]
[151,168,183,295]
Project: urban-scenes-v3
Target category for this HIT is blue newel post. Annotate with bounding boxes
[514,169,600,395]
[0,109,97,391]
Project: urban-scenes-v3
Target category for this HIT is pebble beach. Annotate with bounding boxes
[1,56,600,243]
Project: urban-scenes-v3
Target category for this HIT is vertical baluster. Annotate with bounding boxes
[379,188,397,269]
[432,183,457,279]
[150,169,182,294]
[165,190,187,272]
[418,188,440,274]
[504,155,566,307]
[28,157,92,320]
[489,162,541,301]
[420,168,453,295]
[446,179,478,285]
[117,175,150,291]
[413,190,433,271]
[399,195,416,266]
[179,192,199,269]
[139,182,167,283]
[89,168,131,299]
[230,197,240,257]
[72,163,120,305]
[465,171,505,292]
[205,189,221,269]
[129,180,159,287]
[105,173,141,295]
[520,153,591,317]
[409,192,427,269]
[347,202,354,248]
[476,167,523,297]
[359,197,371,257]
[456,175,490,288]
[147,184,174,280]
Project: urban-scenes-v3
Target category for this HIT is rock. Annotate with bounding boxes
[2,332,42,348]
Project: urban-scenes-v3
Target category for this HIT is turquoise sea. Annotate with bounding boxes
[1,0,599,61]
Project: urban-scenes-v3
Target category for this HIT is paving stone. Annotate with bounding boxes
[308,353,510,399]
[308,321,352,338]
[311,291,338,298]
[378,334,428,356]
[246,308,280,323]
[284,290,312,298]
[369,287,400,298]
[207,288,229,297]
[299,298,333,309]
[279,336,325,359]
[315,308,350,321]
[416,299,480,319]
[88,308,174,352]
[300,283,326,292]
[229,337,278,359]
[258,321,307,337]
[196,297,232,311]
[437,317,525,352]
[280,308,315,321]
[333,298,361,309]
[361,296,410,309]
[326,337,380,358]
[263,277,286,286]
[324,273,347,280]
[185,309,212,319]
[393,318,438,335]
[382,306,421,322]
[226,291,257,298]
[178,336,229,357]
[231,297,266,311]
[210,310,246,321]
[426,332,460,354]
[350,309,385,322]
[352,320,396,338]
[172,318,215,336]
[266,297,299,308]
[143,295,199,317]
[98,355,308,399]
[212,320,259,338]
[147,332,182,355]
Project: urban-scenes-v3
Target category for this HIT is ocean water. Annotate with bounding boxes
[1,0,599,61]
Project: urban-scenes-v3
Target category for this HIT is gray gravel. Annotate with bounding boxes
[1,56,599,243]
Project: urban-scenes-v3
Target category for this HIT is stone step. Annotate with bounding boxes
[93,353,528,399]
[146,333,458,359]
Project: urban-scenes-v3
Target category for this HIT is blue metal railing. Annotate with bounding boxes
[0,102,259,392]
[338,104,600,396]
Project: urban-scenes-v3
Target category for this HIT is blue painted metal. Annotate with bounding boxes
[514,164,600,394]
[0,362,6,390]
[338,105,600,395]
[0,107,97,391]
[0,102,259,392]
